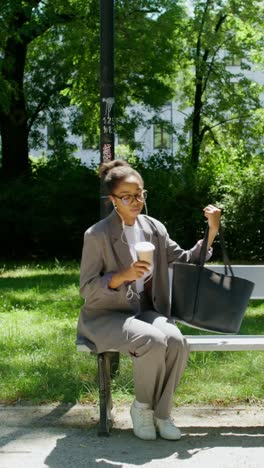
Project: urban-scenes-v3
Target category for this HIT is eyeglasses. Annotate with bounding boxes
[112,190,148,206]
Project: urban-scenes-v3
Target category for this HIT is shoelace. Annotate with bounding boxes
[166,417,176,428]
[137,408,154,428]
[156,417,176,428]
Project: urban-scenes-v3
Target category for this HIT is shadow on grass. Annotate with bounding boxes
[248,299,264,309]
[240,314,264,334]
[0,272,81,314]
[0,273,79,292]
[0,298,81,316]
[178,300,264,337]
[0,356,98,404]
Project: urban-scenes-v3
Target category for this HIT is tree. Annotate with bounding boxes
[175,0,264,168]
[0,0,84,177]
[64,0,187,149]
[0,0,186,177]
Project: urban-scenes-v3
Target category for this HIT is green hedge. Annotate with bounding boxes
[0,148,263,261]
[0,156,99,259]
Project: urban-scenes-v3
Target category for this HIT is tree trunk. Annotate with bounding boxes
[0,37,29,178]
[191,80,203,169]
[189,74,204,244]
[1,106,29,178]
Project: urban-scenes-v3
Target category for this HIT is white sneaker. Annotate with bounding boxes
[155,417,181,440]
[130,401,156,440]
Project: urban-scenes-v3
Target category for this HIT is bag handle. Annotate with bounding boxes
[199,224,234,276]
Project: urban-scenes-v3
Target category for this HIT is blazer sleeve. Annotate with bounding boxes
[163,226,212,265]
[80,231,119,303]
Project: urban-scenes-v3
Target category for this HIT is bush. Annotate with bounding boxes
[0,155,100,258]
[0,147,263,261]
[197,143,264,262]
[129,147,264,262]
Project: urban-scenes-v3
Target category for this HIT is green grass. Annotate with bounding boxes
[0,261,264,406]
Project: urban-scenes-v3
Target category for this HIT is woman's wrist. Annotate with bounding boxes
[207,225,219,250]
[208,225,219,233]
[108,271,126,289]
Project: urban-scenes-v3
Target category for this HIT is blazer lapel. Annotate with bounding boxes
[137,215,159,299]
[106,210,133,270]
[137,214,159,260]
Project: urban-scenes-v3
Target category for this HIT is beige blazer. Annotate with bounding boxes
[77,210,211,352]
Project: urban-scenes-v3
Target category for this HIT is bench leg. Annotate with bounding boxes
[110,352,120,378]
[98,352,113,436]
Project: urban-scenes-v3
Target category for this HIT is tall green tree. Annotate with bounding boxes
[63,0,186,148]
[0,0,85,177]
[176,0,264,168]
[0,0,186,177]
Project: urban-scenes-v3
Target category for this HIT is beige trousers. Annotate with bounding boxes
[117,308,190,420]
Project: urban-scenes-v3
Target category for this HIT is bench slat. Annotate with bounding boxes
[77,335,264,353]
[187,335,264,351]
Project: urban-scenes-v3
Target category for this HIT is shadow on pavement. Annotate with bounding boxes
[1,405,264,467]
[44,425,264,467]
[0,404,77,451]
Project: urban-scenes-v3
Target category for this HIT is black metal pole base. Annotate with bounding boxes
[98,352,113,436]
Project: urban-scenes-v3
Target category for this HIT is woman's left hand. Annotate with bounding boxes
[203,205,221,232]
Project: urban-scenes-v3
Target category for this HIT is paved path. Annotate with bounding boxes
[0,403,264,467]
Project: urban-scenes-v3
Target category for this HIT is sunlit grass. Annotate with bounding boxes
[0,261,263,406]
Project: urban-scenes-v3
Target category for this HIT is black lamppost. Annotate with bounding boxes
[99,1,119,392]
[100,0,115,217]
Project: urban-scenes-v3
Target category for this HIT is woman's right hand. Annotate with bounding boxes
[108,261,151,289]
[123,261,151,282]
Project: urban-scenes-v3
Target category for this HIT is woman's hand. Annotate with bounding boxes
[108,261,151,289]
[203,204,222,250]
[203,204,221,232]
[123,261,151,282]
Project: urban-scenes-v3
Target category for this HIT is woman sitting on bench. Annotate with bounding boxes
[77,159,221,441]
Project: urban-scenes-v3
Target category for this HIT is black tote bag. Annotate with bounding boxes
[171,226,255,333]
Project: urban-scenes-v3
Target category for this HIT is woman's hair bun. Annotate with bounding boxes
[99,159,130,179]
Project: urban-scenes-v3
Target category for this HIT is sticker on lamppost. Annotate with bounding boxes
[102,97,114,134]
[101,96,114,161]
[102,97,114,118]
[102,143,113,162]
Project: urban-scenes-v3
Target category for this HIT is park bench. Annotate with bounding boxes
[77,265,264,435]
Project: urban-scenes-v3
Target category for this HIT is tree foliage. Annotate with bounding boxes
[1,0,263,176]
[63,0,186,146]
[0,0,85,176]
[176,0,264,167]
[0,0,186,176]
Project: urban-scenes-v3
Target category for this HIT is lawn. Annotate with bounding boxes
[0,261,263,406]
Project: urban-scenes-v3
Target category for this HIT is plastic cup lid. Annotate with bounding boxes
[134,242,155,252]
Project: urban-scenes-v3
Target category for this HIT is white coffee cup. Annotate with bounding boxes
[134,242,155,265]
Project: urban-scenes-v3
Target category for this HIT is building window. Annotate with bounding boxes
[153,125,171,150]
[82,133,99,150]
